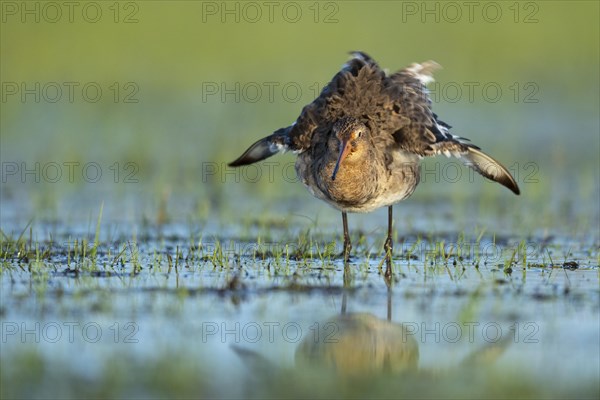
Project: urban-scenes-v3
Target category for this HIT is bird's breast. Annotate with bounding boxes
[296,150,420,212]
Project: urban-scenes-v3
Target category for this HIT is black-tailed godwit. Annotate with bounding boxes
[229,52,520,279]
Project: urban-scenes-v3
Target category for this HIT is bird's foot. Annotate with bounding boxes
[384,236,393,281]
[383,236,393,257]
[339,239,352,263]
[384,257,393,282]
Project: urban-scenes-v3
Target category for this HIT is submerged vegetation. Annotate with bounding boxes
[1,210,598,398]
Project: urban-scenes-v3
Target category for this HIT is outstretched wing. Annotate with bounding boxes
[384,61,520,195]
[231,51,520,195]
[238,51,413,156]
[384,60,457,155]
[229,52,380,166]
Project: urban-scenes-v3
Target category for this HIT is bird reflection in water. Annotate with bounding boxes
[233,291,513,381]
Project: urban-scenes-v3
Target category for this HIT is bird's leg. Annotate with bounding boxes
[342,211,352,263]
[387,286,392,321]
[384,206,393,280]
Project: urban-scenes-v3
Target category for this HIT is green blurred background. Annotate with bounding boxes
[1,0,598,232]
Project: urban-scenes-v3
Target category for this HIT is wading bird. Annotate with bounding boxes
[229,52,520,279]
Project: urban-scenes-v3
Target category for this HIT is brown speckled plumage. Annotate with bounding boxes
[229,51,520,279]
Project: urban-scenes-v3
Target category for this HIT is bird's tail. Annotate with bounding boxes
[460,146,520,195]
[228,128,289,167]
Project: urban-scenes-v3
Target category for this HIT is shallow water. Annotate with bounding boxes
[1,215,598,398]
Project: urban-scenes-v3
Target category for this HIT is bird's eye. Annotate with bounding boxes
[356,130,362,138]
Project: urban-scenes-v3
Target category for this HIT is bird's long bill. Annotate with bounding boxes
[331,139,350,181]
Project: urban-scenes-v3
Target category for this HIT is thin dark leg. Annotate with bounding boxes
[342,211,352,263]
[384,206,393,280]
[387,286,392,321]
[342,252,351,312]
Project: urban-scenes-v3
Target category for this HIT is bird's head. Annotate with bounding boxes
[331,118,369,181]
